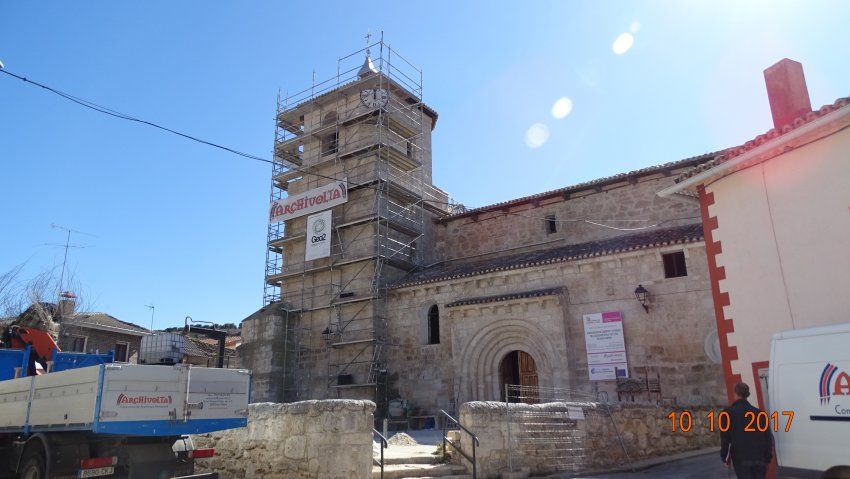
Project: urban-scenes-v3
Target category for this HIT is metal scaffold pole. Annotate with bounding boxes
[263,39,454,407]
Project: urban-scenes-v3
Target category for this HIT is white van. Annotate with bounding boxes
[770,323,850,479]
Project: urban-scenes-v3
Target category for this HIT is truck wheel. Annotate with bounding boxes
[18,448,46,479]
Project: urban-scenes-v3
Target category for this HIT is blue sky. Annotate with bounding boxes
[2,1,848,329]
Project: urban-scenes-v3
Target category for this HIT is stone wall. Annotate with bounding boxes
[238,305,291,403]
[433,172,700,262]
[456,401,719,478]
[386,241,726,416]
[194,400,375,479]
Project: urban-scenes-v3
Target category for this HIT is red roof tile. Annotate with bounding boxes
[676,96,850,183]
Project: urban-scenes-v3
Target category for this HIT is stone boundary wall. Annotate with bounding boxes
[193,400,375,479]
[456,401,719,478]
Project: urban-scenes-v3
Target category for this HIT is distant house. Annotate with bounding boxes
[203,334,242,351]
[59,312,149,363]
[183,335,240,368]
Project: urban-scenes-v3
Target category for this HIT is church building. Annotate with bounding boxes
[239,41,727,416]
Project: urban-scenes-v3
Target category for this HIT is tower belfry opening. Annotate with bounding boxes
[263,39,453,409]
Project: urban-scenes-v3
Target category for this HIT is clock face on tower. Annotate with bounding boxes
[360,88,389,108]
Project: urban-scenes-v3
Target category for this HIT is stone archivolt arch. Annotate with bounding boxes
[456,317,559,401]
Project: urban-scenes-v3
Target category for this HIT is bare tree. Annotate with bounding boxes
[0,263,29,322]
[0,264,93,336]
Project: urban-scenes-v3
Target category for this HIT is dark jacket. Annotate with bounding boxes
[720,399,774,466]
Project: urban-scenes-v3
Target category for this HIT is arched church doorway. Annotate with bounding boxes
[499,350,539,403]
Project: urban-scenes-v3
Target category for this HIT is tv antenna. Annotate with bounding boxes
[145,304,155,331]
[46,223,96,302]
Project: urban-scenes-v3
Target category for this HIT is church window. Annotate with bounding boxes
[322,132,338,155]
[427,305,440,344]
[663,251,687,278]
[322,111,337,126]
[546,215,557,234]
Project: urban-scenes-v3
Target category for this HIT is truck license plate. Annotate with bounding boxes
[78,467,114,478]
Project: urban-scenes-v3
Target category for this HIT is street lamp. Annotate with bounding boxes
[634,285,650,313]
[0,60,5,70]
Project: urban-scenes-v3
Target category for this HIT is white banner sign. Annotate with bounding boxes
[269,179,348,223]
[305,210,332,261]
[583,311,629,381]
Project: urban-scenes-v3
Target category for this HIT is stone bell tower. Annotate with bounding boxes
[259,39,447,409]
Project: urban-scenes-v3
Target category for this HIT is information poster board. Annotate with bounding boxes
[583,311,629,381]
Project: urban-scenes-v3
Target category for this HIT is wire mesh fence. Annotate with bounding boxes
[504,384,632,476]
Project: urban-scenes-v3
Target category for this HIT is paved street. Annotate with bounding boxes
[579,453,731,479]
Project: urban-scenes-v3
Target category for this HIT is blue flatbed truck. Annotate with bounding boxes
[0,347,250,478]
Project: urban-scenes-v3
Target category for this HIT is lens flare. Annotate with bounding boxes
[630,21,641,33]
[612,33,634,55]
[524,123,550,149]
[551,97,573,119]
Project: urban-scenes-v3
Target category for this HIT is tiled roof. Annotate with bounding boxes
[445,287,565,308]
[393,223,704,288]
[183,336,211,357]
[439,152,720,222]
[183,336,237,358]
[64,313,149,334]
[676,97,850,183]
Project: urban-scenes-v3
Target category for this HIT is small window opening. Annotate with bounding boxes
[70,336,87,353]
[427,305,440,345]
[114,342,129,362]
[546,215,557,234]
[406,141,413,158]
[322,132,338,155]
[663,251,687,278]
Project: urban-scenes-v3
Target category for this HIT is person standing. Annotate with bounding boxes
[720,382,774,479]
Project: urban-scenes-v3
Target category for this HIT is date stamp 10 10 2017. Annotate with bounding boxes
[667,410,795,433]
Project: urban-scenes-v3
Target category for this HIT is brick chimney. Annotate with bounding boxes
[764,58,812,129]
[58,291,77,319]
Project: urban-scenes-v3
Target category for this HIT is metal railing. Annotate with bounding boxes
[372,428,388,479]
[440,409,479,479]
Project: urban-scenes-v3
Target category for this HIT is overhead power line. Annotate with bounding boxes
[0,68,272,165]
[0,67,444,200]
[1,68,695,231]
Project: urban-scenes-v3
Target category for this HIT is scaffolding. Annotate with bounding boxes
[263,39,452,406]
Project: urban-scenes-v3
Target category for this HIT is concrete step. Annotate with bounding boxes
[384,454,441,465]
[374,444,443,465]
[372,463,468,479]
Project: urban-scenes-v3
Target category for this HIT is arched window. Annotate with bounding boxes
[428,304,440,344]
[322,111,337,126]
[427,305,440,345]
